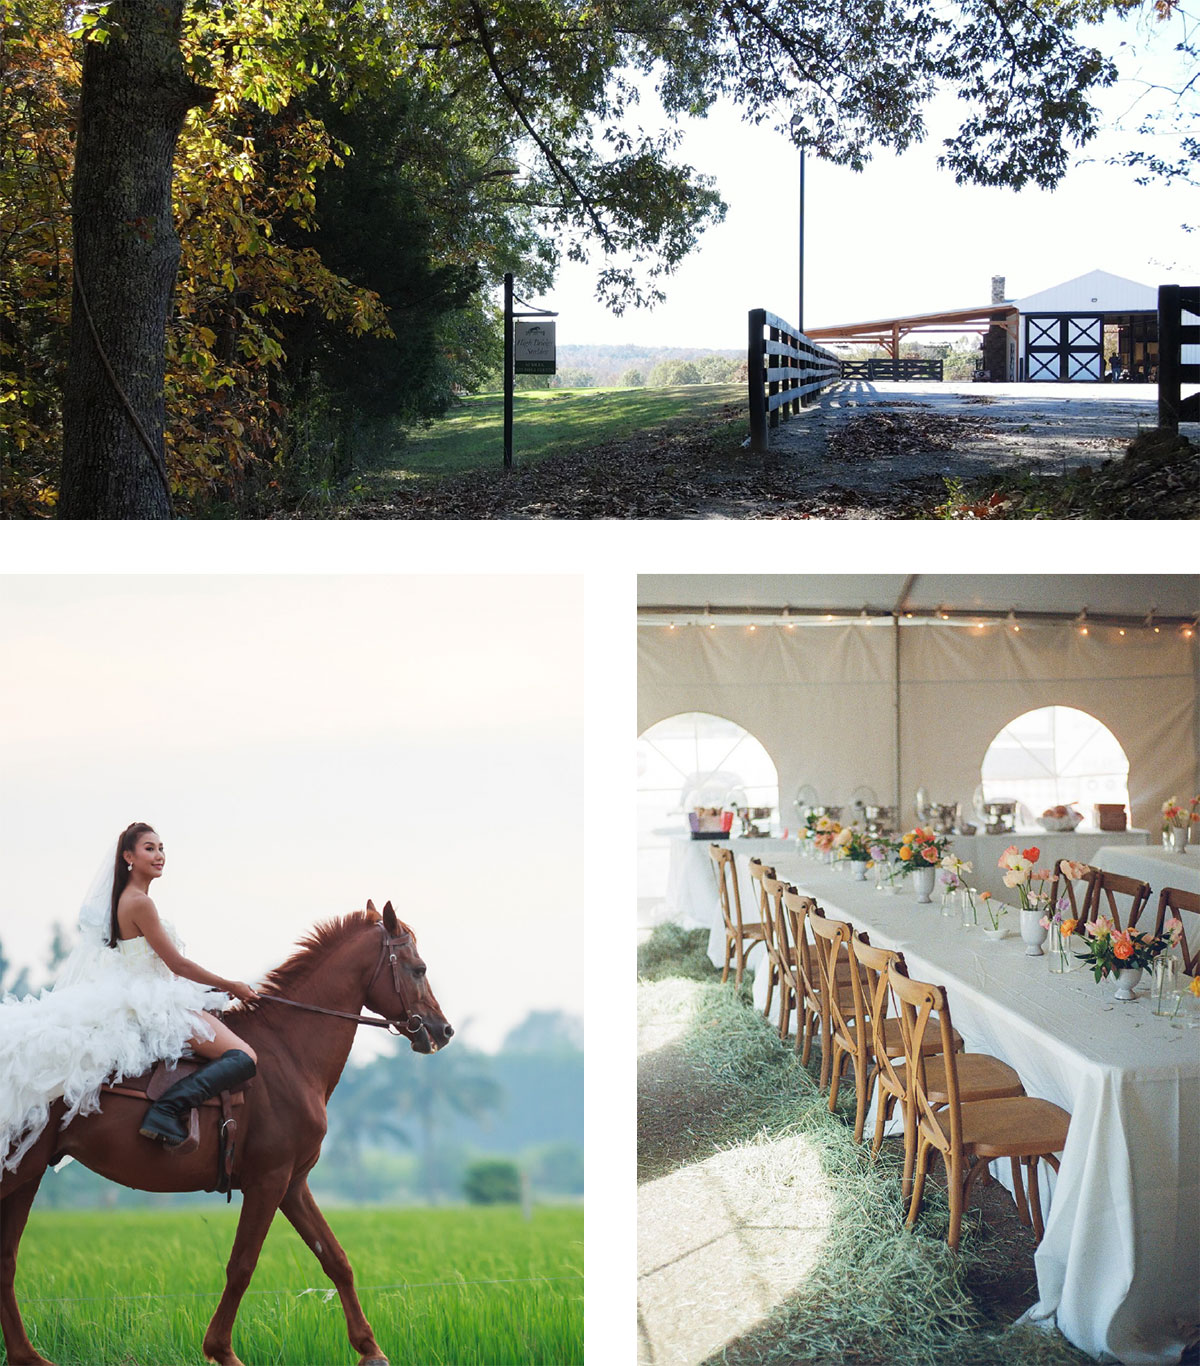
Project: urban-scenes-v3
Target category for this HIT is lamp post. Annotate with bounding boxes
[790,114,806,337]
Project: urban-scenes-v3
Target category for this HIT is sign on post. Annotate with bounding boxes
[514,322,556,376]
[503,273,559,470]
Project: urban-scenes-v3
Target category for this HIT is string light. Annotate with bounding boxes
[938,606,950,620]
[1007,609,1020,633]
[1076,609,1089,636]
[1118,628,1125,636]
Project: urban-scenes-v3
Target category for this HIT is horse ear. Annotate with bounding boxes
[382,900,399,933]
[366,899,377,915]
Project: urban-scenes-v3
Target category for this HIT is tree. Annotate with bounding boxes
[17,0,1140,513]
[649,359,701,387]
[462,1158,520,1204]
[387,1047,504,1203]
[619,368,644,387]
[59,0,215,518]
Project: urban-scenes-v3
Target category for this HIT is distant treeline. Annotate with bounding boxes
[509,344,747,390]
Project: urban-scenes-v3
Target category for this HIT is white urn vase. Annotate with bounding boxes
[1112,966,1143,1001]
[911,866,936,903]
[1020,909,1047,956]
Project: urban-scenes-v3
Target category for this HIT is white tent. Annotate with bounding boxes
[638,575,1199,835]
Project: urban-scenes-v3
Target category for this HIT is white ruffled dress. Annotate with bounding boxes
[0,922,230,1173]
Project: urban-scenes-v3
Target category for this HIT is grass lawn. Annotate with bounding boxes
[12,1205,582,1365]
[380,383,745,479]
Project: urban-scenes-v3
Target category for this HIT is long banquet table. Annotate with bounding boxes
[1091,843,1200,899]
[768,854,1200,1366]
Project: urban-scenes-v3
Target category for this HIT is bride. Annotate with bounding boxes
[0,822,260,1173]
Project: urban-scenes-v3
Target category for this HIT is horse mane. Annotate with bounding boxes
[228,908,411,1018]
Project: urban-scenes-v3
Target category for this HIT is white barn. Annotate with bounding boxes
[1012,268,1159,383]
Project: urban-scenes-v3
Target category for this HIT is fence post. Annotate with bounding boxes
[748,309,767,452]
[1159,285,1181,432]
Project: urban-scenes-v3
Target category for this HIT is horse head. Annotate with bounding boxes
[364,899,454,1054]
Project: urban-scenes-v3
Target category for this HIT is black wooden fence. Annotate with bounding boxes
[748,309,840,452]
[839,358,944,382]
[1158,284,1199,430]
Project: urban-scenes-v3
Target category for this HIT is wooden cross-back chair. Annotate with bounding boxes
[1154,886,1200,975]
[781,886,821,1067]
[889,961,1071,1252]
[747,857,781,1019]
[854,938,1023,1197]
[1087,869,1153,931]
[762,872,799,1041]
[806,909,869,1132]
[804,923,967,1146]
[708,845,766,986]
[1046,860,1096,923]
[781,889,855,1084]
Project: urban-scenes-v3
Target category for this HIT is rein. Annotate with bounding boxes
[253,925,426,1037]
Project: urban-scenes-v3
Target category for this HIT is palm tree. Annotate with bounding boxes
[386,1049,504,1203]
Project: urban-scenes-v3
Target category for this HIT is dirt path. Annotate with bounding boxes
[764,380,1154,493]
[327,379,1176,519]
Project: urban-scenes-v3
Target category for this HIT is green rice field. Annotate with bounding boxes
[7,1205,582,1365]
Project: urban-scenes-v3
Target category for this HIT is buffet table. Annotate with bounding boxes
[664,833,795,931]
[770,855,1199,1366]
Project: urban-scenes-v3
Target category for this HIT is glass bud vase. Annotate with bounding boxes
[960,889,979,929]
[1047,928,1074,973]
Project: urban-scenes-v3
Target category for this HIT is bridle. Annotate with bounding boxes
[255,923,427,1036]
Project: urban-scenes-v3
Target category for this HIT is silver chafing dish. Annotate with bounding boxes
[862,804,898,836]
[925,802,958,836]
[981,799,1018,835]
[734,805,774,838]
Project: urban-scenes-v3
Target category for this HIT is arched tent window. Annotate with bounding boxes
[637,712,779,924]
[980,706,1130,825]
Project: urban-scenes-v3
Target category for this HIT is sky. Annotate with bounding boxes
[0,575,583,1058]
[511,7,1197,349]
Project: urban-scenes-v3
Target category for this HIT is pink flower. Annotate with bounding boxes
[998,845,1019,868]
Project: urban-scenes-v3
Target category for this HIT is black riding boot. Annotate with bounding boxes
[139,1049,256,1145]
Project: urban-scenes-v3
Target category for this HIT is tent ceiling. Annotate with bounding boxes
[637,575,1200,619]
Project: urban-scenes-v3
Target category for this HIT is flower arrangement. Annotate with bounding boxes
[896,826,950,871]
[1072,916,1183,983]
[812,816,843,855]
[997,845,1052,912]
[833,824,873,862]
[1162,796,1200,829]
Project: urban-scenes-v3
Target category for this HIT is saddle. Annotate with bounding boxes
[101,1058,254,1198]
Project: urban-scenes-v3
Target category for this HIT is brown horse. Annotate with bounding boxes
[0,900,453,1366]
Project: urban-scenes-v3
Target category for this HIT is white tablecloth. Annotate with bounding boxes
[670,831,1150,940]
[769,855,1199,1365]
[1092,843,1200,898]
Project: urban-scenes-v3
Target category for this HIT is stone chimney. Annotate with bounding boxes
[991,275,1006,304]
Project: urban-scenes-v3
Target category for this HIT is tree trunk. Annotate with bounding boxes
[59,0,213,519]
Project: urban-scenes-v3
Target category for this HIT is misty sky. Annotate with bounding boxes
[0,575,583,1057]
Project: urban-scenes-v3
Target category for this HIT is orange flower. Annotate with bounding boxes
[1112,932,1135,960]
[1060,918,1078,938]
[1022,846,1040,863]
[898,845,913,861]
[1190,977,1200,998]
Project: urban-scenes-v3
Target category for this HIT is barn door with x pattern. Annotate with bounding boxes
[1025,314,1104,382]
